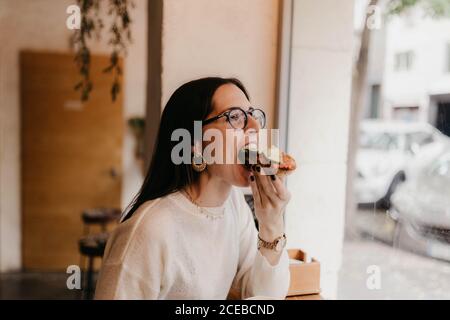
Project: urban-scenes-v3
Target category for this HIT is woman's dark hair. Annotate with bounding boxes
[121,77,249,222]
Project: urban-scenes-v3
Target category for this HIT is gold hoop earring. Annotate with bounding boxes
[192,153,206,172]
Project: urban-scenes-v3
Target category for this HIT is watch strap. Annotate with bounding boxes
[257,233,286,251]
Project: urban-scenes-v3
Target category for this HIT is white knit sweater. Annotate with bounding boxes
[94,187,290,300]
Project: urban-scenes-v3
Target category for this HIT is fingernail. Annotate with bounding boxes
[250,175,255,182]
[271,175,276,181]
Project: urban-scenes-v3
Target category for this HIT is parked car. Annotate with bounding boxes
[390,142,450,261]
[355,120,446,208]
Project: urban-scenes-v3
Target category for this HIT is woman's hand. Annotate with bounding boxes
[249,166,291,242]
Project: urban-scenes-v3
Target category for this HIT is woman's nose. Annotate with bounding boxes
[244,116,260,146]
[246,114,261,132]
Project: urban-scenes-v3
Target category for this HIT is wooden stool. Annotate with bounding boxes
[81,208,122,234]
[79,207,121,299]
[78,232,109,300]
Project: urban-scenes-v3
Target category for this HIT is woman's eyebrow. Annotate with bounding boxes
[221,106,237,113]
[225,106,251,111]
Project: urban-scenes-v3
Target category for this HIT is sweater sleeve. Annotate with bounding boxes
[94,208,166,300]
[94,262,160,299]
[231,190,290,299]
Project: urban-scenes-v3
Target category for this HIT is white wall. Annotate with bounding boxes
[0,0,147,271]
[160,0,280,126]
[285,0,354,299]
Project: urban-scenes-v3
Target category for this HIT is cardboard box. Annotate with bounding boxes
[287,249,321,296]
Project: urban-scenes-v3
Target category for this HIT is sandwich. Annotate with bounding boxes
[238,145,297,176]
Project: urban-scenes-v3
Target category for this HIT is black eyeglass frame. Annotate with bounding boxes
[202,107,266,129]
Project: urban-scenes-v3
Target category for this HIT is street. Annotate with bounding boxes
[338,209,450,299]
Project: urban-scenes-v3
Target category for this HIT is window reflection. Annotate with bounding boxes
[340,0,450,300]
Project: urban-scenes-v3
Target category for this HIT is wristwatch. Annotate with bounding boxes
[257,233,287,252]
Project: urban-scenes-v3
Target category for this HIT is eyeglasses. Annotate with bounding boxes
[202,107,266,129]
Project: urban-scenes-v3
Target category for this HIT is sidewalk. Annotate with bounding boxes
[338,237,450,299]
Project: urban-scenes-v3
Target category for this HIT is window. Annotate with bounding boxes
[360,132,400,151]
[394,51,414,71]
[405,132,434,153]
[430,152,450,180]
[392,106,419,122]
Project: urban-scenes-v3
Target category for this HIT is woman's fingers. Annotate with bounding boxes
[254,173,271,207]
[254,168,279,205]
[251,167,270,206]
[249,173,262,207]
[270,174,291,202]
[251,165,292,208]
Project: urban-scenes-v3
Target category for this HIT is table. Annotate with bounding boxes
[286,294,322,300]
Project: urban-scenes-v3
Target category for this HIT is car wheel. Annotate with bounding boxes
[377,171,406,209]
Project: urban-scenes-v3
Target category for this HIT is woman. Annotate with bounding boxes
[95,77,291,299]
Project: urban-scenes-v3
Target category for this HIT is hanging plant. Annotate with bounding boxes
[71,0,134,102]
